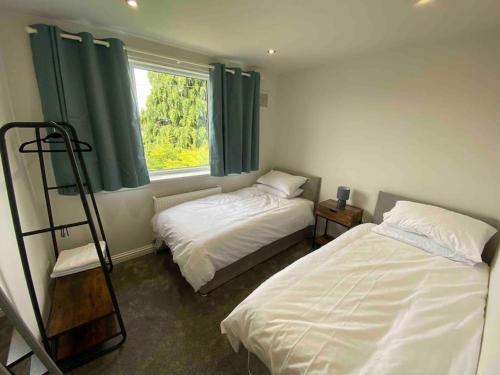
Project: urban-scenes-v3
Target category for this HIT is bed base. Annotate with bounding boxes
[246,349,270,375]
[198,225,313,295]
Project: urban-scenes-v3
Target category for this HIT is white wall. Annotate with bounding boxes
[0,48,53,334]
[275,31,500,240]
[0,9,279,255]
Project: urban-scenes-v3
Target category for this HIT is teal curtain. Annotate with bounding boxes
[29,24,150,194]
[209,63,260,176]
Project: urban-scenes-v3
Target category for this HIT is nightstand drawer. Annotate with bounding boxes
[312,199,363,250]
[315,199,363,228]
[316,205,354,227]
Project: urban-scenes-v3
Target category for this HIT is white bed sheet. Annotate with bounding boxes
[221,224,489,375]
[153,187,314,291]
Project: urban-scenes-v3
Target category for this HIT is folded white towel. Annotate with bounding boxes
[51,241,107,278]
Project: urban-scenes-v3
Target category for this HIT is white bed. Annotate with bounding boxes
[221,192,498,375]
[222,223,489,375]
[153,186,315,292]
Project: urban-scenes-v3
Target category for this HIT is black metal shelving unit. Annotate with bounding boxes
[0,121,126,372]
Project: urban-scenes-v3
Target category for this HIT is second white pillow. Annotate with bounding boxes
[257,170,307,196]
[373,222,474,265]
[254,184,303,199]
[383,201,497,264]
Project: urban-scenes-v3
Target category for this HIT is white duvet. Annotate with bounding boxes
[221,224,489,375]
[153,187,314,291]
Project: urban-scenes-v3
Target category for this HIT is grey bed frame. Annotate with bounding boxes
[243,190,499,374]
[373,191,498,227]
[195,168,322,295]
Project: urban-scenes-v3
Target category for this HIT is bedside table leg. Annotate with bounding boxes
[311,215,318,250]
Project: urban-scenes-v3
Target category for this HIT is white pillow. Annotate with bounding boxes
[256,170,307,196]
[254,184,303,199]
[372,222,474,265]
[383,201,497,264]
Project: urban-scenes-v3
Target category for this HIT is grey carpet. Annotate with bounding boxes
[70,240,311,375]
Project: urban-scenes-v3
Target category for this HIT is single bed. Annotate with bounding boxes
[221,191,499,375]
[153,169,321,294]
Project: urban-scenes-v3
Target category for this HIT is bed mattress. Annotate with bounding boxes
[153,187,314,291]
[221,223,489,375]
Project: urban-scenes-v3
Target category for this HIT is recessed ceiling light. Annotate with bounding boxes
[414,0,433,6]
[267,49,276,55]
[126,0,138,8]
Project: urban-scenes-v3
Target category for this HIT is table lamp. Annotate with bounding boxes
[336,186,350,209]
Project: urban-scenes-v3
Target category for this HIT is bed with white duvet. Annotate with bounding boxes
[221,192,498,375]
[153,184,315,292]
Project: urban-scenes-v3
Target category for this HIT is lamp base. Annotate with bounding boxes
[336,199,346,209]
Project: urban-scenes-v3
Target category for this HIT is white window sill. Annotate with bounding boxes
[149,168,211,183]
[95,168,211,194]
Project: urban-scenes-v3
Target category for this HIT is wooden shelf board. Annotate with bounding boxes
[315,235,334,247]
[55,315,120,361]
[47,268,114,338]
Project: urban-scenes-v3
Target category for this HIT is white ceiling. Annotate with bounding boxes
[1,0,499,73]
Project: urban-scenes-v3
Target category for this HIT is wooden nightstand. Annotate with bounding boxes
[312,199,363,249]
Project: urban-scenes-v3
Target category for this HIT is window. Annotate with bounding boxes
[131,62,209,175]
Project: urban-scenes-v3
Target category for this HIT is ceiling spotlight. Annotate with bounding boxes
[126,0,138,8]
[267,49,276,55]
[414,0,433,6]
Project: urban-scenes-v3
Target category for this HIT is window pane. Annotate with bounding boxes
[133,67,209,172]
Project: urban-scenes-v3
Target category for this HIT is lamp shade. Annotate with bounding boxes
[337,186,350,201]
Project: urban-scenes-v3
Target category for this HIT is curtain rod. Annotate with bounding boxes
[25,26,252,77]
[25,26,111,47]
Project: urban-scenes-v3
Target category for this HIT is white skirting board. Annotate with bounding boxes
[111,243,156,264]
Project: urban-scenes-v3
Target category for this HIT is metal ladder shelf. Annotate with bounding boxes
[0,121,127,373]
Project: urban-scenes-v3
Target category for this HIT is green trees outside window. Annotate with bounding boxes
[134,67,209,171]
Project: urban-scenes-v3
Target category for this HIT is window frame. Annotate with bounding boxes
[130,59,210,179]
